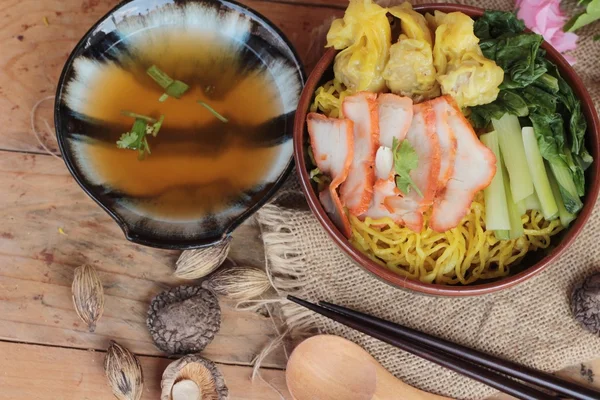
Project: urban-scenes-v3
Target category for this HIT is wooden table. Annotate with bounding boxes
[1,1,599,399]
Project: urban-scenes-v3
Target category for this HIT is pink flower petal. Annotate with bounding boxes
[514,0,578,58]
[535,4,551,33]
[563,54,576,65]
[552,31,579,52]
[544,26,560,39]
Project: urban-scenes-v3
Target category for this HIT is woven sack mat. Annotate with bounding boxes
[256,1,600,398]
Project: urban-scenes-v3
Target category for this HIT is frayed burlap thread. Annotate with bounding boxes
[255,1,600,399]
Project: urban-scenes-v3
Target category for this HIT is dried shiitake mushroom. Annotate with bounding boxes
[572,273,600,335]
[147,286,221,354]
[161,355,228,400]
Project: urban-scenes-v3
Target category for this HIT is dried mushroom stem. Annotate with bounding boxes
[175,238,231,280]
[202,266,271,301]
[161,355,228,400]
[172,380,201,400]
[71,264,104,332]
[104,341,144,400]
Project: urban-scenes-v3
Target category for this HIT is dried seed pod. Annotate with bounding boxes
[104,341,144,400]
[572,273,600,335]
[175,238,231,280]
[202,266,271,301]
[147,286,221,354]
[72,264,104,332]
[161,355,228,400]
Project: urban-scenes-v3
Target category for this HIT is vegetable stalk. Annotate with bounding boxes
[480,131,511,234]
[521,127,558,219]
[492,114,534,202]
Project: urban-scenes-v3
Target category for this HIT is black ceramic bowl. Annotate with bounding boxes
[56,0,304,249]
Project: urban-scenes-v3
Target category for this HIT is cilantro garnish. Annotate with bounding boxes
[116,111,164,159]
[392,137,422,197]
[147,65,190,102]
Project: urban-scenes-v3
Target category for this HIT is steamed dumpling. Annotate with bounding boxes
[431,11,480,75]
[430,11,504,107]
[388,2,433,45]
[327,0,391,93]
[383,35,439,101]
[437,52,504,108]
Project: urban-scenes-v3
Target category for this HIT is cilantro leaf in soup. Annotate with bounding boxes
[116,113,165,159]
[392,137,422,196]
[147,64,190,101]
[116,132,139,149]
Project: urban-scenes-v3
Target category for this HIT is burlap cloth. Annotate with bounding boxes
[255,1,600,399]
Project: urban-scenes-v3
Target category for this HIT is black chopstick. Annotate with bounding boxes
[288,296,560,400]
[318,300,600,400]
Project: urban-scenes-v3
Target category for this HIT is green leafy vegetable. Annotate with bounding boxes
[392,137,422,196]
[146,65,190,101]
[470,90,528,129]
[472,11,591,215]
[547,162,577,227]
[533,73,559,94]
[542,60,587,155]
[197,101,229,123]
[495,35,547,89]
[473,10,525,39]
[565,0,600,32]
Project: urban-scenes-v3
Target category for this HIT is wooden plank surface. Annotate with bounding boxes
[0,0,342,155]
[0,341,291,400]
[1,0,600,399]
[0,149,287,368]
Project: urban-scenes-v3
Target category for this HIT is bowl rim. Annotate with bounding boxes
[54,0,306,250]
[293,3,600,296]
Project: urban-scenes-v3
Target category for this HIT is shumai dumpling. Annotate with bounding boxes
[431,11,504,107]
[327,0,391,93]
[382,35,440,101]
[388,2,433,45]
[431,11,481,76]
[437,51,504,107]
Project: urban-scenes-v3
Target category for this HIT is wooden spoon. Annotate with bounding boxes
[286,335,452,400]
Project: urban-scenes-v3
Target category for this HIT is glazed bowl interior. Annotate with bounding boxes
[56,0,304,249]
[293,4,600,296]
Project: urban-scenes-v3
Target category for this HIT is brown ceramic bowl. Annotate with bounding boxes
[293,4,600,296]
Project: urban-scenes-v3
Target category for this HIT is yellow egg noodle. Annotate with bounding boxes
[349,193,563,285]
